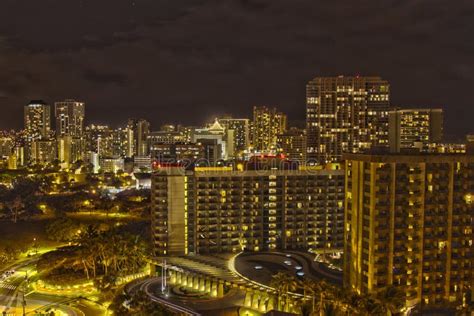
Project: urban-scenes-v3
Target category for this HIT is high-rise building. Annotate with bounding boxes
[389,109,443,153]
[0,136,13,158]
[277,127,306,163]
[24,100,51,141]
[54,99,85,137]
[127,119,150,157]
[343,152,473,309]
[85,125,128,158]
[306,76,390,164]
[152,165,345,256]
[218,117,250,154]
[30,139,57,164]
[252,106,287,152]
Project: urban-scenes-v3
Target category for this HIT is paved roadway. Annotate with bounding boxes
[0,255,104,316]
[126,277,245,315]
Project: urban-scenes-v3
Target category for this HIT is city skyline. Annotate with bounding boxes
[0,2,472,315]
[0,1,473,139]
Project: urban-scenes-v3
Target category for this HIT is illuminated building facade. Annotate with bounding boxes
[252,106,287,152]
[54,99,85,137]
[152,166,345,256]
[389,109,443,153]
[149,143,204,162]
[306,76,390,164]
[277,127,306,163]
[24,100,51,141]
[127,119,150,157]
[30,139,57,164]
[218,117,250,154]
[343,153,473,308]
[85,125,128,158]
[0,137,13,158]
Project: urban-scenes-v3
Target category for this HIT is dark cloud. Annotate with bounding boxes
[0,0,472,138]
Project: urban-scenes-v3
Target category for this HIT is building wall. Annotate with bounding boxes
[152,168,345,256]
[306,76,390,164]
[388,109,444,153]
[344,153,473,308]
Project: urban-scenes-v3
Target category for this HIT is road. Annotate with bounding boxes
[0,254,105,316]
[127,277,201,315]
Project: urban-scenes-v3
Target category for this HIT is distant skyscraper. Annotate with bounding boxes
[218,117,250,154]
[306,76,390,164]
[24,100,51,141]
[54,99,85,137]
[389,108,443,152]
[276,127,306,163]
[127,119,150,157]
[252,106,287,152]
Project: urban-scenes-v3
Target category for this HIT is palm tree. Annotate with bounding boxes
[339,290,366,315]
[300,279,320,313]
[376,286,405,315]
[360,296,387,316]
[322,302,338,316]
[270,272,298,311]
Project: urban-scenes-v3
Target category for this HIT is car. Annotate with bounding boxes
[295,266,303,270]
[296,271,305,277]
[254,265,263,270]
[286,254,292,258]
[284,260,292,266]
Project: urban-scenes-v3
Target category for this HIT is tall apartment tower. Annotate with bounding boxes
[389,109,443,153]
[306,76,390,164]
[24,100,51,141]
[127,119,151,157]
[55,100,86,166]
[252,106,287,152]
[343,153,473,309]
[54,99,85,137]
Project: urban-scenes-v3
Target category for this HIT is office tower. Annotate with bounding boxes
[343,153,473,309]
[276,127,306,163]
[24,100,51,141]
[152,165,345,256]
[252,106,287,152]
[218,117,250,154]
[389,109,443,153]
[127,119,150,157]
[306,76,390,164]
[54,99,85,137]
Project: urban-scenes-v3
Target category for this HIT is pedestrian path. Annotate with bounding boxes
[0,283,16,290]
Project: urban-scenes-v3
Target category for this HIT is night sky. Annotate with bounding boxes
[0,0,473,139]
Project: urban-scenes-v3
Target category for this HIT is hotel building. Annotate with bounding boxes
[152,166,344,256]
[343,153,473,308]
